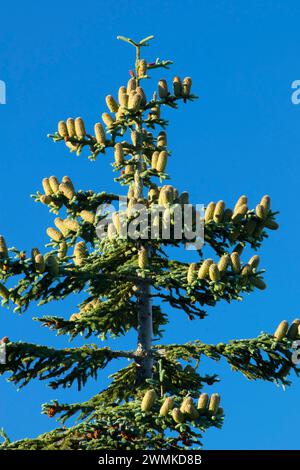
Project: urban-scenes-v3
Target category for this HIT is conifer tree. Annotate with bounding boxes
[0,35,299,450]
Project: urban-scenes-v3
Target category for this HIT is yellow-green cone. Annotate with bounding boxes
[141,390,157,412]
[127,77,136,94]
[64,218,79,232]
[260,195,271,212]
[75,117,86,139]
[197,393,209,412]
[94,123,106,145]
[198,259,214,279]
[54,218,69,237]
[234,195,248,213]
[49,176,60,194]
[138,248,148,269]
[58,120,68,137]
[66,118,76,137]
[118,86,127,104]
[218,254,230,274]
[74,242,88,266]
[114,143,124,165]
[46,255,59,276]
[0,236,8,259]
[208,393,220,415]
[205,202,216,223]
[138,59,147,77]
[102,112,114,127]
[34,254,45,274]
[287,319,300,340]
[209,264,220,282]
[58,241,67,260]
[136,86,147,106]
[256,204,266,220]
[187,263,197,284]
[0,283,9,300]
[128,91,142,112]
[159,397,174,417]
[241,264,252,284]
[156,151,168,172]
[151,151,159,170]
[274,320,289,341]
[157,131,167,148]
[232,203,248,222]
[158,79,169,98]
[249,255,260,269]
[230,252,241,273]
[42,178,53,196]
[105,95,119,113]
[40,195,52,205]
[47,228,63,242]
[213,201,225,223]
[59,182,75,200]
[184,403,199,420]
[80,210,95,224]
[172,408,185,424]
[173,76,182,97]
[182,77,192,97]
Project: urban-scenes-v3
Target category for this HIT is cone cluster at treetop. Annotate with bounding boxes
[0,35,298,450]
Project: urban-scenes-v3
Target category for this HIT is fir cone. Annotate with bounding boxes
[187,263,197,284]
[264,220,279,230]
[58,120,68,137]
[245,218,257,235]
[66,118,76,137]
[47,228,63,242]
[158,79,169,98]
[159,397,174,417]
[156,151,168,172]
[198,259,214,279]
[255,204,266,220]
[80,210,95,224]
[230,252,241,273]
[138,59,147,77]
[118,86,127,104]
[0,283,9,300]
[232,203,248,222]
[64,218,80,232]
[208,393,220,415]
[75,117,86,139]
[218,254,230,274]
[128,91,142,112]
[40,195,52,205]
[136,86,147,107]
[151,151,159,170]
[204,202,216,223]
[157,131,167,148]
[105,95,119,113]
[59,182,75,200]
[54,217,69,237]
[260,195,271,212]
[138,247,148,269]
[249,255,260,269]
[34,254,45,274]
[114,143,124,165]
[74,242,88,266]
[234,195,248,213]
[213,200,225,223]
[49,176,60,194]
[197,393,209,412]
[94,123,106,145]
[102,112,114,127]
[58,241,67,260]
[173,76,182,97]
[182,77,192,97]
[127,77,136,94]
[287,319,300,340]
[184,403,199,420]
[42,178,53,196]
[274,320,289,341]
[141,390,157,412]
[209,264,220,282]
[172,408,185,424]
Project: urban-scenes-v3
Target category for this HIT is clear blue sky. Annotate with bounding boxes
[0,0,300,450]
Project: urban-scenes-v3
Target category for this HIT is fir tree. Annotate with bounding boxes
[0,35,299,450]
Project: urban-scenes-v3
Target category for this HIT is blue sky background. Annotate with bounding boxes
[0,0,300,450]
